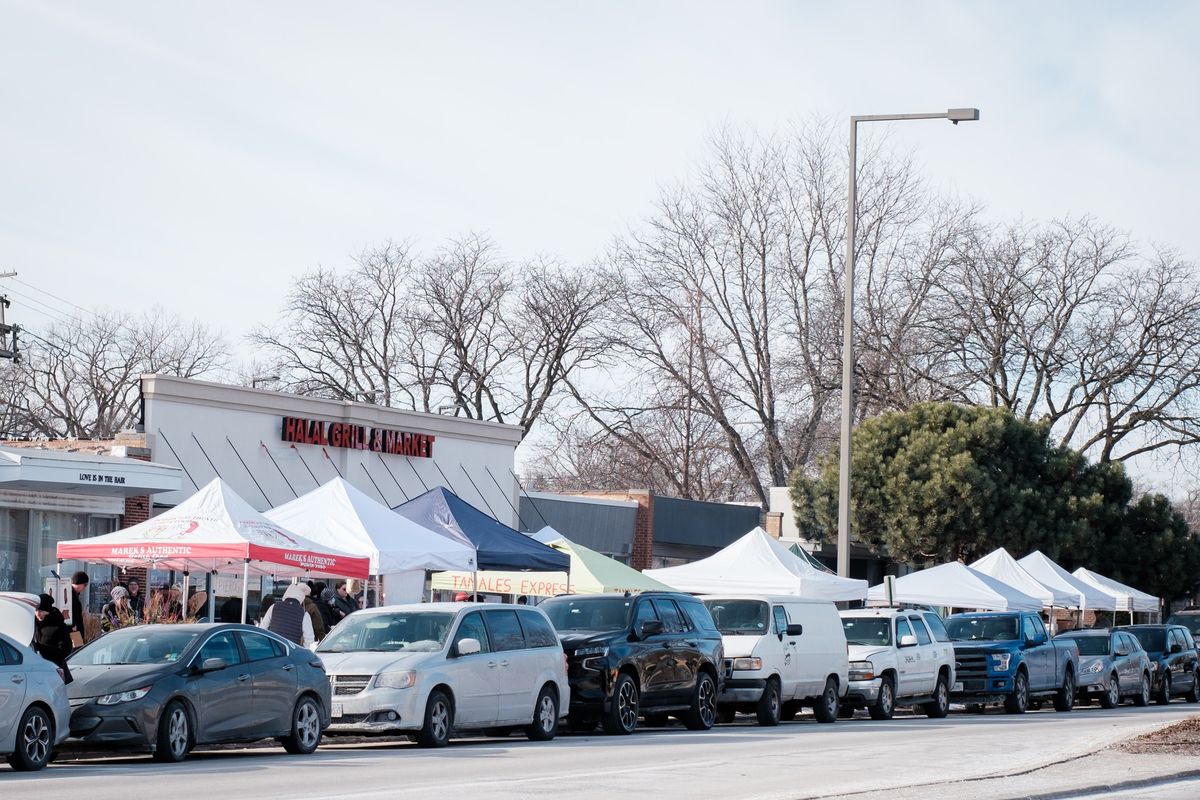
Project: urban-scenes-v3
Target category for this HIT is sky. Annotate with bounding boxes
[1,1,1198,481]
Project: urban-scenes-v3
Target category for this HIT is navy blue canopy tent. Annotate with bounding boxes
[393,487,570,573]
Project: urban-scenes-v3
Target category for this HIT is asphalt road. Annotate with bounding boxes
[3,703,1197,800]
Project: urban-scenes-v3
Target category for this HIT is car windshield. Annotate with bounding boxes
[945,616,1020,642]
[1127,628,1166,653]
[541,596,632,633]
[317,612,454,653]
[841,617,892,647]
[1066,636,1110,656]
[702,600,768,635]
[68,628,198,665]
[1167,615,1200,636]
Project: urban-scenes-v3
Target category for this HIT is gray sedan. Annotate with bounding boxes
[66,623,331,762]
[0,632,71,771]
[1057,629,1151,708]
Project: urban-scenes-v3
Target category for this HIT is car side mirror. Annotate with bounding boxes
[639,620,663,639]
[898,635,918,648]
[1115,647,1128,657]
[455,638,481,657]
[786,623,804,637]
[1171,643,1183,654]
[199,657,228,672]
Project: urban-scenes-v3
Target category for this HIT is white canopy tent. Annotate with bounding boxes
[1017,551,1117,612]
[265,478,477,575]
[971,547,1078,608]
[57,478,370,623]
[867,561,1043,612]
[1073,567,1160,621]
[644,528,868,601]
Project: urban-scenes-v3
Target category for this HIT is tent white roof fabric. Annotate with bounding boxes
[57,478,370,579]
[1072,567,1160,613]
[265,478,476,575]
[867,561,1043,611]
[970,547,1078,609]
[1017,551,1118,611]
[644,528,868,601]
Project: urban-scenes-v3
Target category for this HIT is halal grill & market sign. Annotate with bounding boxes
[281,416,435,458]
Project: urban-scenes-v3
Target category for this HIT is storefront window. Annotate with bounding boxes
[0,509,30,592]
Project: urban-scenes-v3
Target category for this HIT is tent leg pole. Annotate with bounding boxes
[473,571,478,601]
[240,560,250,624]
[206,572,215,621]
[181,571,190,622]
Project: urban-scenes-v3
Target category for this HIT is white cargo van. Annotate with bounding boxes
[700,595,849,725]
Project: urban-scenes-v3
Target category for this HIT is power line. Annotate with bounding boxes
[11,277,99,319]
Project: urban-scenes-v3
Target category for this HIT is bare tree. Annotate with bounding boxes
[928,218,1200,462]
[253,236,612,436]
[10,309,228,439]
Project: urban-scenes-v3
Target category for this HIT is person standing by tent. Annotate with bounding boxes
[33,594,73,683]
[68,570,89,647]
[101,586,137,632]
[331,581,358,622]
[126,579,145,620]
[260,584,314,647]
[300,584,327,641]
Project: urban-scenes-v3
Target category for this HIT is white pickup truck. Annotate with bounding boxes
[838,608,956,719]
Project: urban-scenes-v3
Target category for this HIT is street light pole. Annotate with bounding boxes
[836,108,979,578]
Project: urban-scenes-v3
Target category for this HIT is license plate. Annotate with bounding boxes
[331,703,343,718]
[952,682,963,692]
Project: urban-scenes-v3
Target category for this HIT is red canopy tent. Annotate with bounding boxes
[57,478,370,622]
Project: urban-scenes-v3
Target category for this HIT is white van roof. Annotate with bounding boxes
[699,594,835,606]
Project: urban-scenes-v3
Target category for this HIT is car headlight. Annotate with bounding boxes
[97,686,152,705]
[731,657,763,671]
[574,646,609,671]
[989,653,1012,672]
[375,670,417,690]
[1084,661,1104,674]
[574,646,609,658]
[848,661,875,681]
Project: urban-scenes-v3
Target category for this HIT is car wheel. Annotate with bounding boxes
[1099,674,1120,709]
[6,705,53,772]
[416,690,453,748]
[756,678,782,727]
[684,672,718,730]
[1134,673,1151,707]
[868,676,896,721]
[1185,671,1200,704]
[812,677,840,723]
[153,701,192,763]
[922,672,950,718]
[281,695,323,755]
[525,686,558,742]
[1155,672,1172,705]
[601,673,639,735]
[1004,670,1029,715]
[1053,669,1076,712]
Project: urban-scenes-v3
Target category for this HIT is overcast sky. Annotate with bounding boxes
[3,2,1198,470]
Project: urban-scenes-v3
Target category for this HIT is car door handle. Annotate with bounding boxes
[282,664,295,671]
[499,660,510,667]
[487,661,498,669]
[237,674,251,682]
[10,675,23,684]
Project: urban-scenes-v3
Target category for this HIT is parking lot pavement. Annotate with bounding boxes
[2,704,1197,800]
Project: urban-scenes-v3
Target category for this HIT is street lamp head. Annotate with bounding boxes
[947,107,981,124]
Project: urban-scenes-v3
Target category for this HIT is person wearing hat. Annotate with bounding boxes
[260,584,314,647]
[300,583,327,642]
[33,594,73,683]
[101,585,137,632]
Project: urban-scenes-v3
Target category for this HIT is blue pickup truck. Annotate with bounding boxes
[945,612,1080,714]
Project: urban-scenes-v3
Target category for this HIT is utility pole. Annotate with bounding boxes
[0,271,20,361]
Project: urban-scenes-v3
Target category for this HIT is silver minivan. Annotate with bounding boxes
[317,602,568,747]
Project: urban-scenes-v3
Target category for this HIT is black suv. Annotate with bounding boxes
[540,592,724,735]
[1167,610,1200,639]
[1116,624,1200,704]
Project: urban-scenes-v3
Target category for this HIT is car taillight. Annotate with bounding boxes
[57,668,65,682]
[310,658,325,670]
[563,652,568,672]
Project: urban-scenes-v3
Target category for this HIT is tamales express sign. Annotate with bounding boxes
[281,416,435,458]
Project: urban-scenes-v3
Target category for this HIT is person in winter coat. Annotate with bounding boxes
[101,586,137,632]
[33,594,73,683]
[69,570,89,645]
[312,582,335,632]
[300,584,327,641]
[260,584,314,647]
[332,581,358,621]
